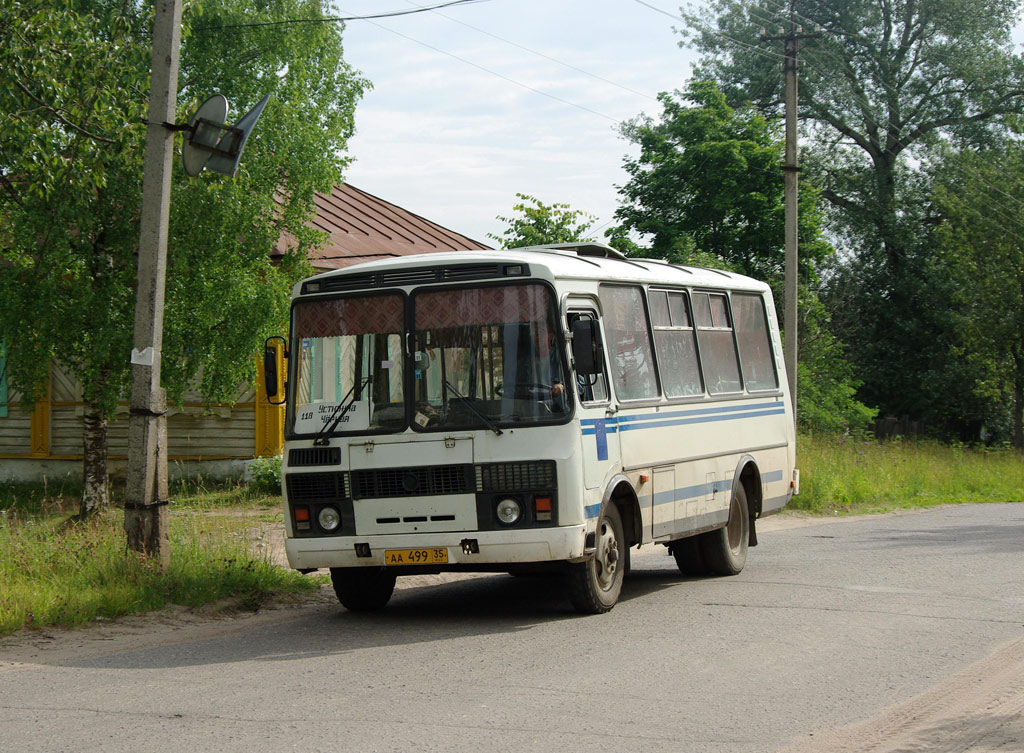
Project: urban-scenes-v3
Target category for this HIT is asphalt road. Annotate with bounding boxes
[1,503,1022,753]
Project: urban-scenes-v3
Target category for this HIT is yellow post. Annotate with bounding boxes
[254,344,285,457]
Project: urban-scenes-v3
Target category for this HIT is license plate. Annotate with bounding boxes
[384,547,449,566]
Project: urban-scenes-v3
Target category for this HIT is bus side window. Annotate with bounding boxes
[568,312,609,403]
[598,284,660,401]
[693,291,743,395]
[732,292,779,391]
[651,290,704,398]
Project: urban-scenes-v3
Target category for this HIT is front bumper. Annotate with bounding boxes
[285,524,587,570]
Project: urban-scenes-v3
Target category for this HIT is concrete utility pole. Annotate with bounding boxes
[783,0,799,427]
[763,0,818,430]
[125,0,182,566]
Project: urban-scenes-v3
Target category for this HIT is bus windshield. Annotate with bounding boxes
[290,293,407,436]
[412,283,567,430]
[287,283,568,437]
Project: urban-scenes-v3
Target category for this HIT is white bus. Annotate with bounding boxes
[264,243,797,614]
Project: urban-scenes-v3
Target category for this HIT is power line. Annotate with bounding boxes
[193,0,492,32]
[339,6,623,123]
[406,0,660,103]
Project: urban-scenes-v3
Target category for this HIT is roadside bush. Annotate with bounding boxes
[249,455,282,495]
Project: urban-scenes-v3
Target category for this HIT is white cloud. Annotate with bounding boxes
[335,0,697,244]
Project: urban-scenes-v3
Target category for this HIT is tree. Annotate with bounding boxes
[615,80,830,280]
[488,193,596,248]
[614,80,871,432]
[684,0,1024,263]
[933,143,1024,447]
[0,0,368,516]
[682,0,1024,426]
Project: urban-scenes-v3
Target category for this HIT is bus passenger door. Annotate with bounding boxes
[569,307,619,490]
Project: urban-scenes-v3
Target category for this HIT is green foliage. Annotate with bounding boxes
[796,294,877,435]
[794,435,1024,514]
[0,0,367,502]
[615,80,830,281]
[682,0,1024,431]
[489,193,596,248]
[248,455,282,495]
[932,142,1024,446]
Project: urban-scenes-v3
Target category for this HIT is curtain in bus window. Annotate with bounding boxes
[693,292,742,394]
[651,291,703,397]
[732,293,778,391]
[599,285,659,401]
[293,295,403,336]
[416,285,550,330]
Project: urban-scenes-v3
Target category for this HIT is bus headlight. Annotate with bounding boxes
[495,498,522,526]
[317,506,341,532]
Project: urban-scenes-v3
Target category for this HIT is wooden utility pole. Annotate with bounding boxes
[125,0,182,566]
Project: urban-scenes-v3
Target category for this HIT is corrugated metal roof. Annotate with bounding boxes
[274,183,491,269]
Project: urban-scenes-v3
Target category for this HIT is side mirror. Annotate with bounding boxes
[264,335,288,405]
[570,318,605,376]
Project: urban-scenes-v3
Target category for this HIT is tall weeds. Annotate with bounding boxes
[794,435,1024,513]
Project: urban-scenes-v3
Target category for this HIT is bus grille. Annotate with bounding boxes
[288,447,341,467]
[351,465,473,499]
[286,472,348,502]
[476,461,556,491]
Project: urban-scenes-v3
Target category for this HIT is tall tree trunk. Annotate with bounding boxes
[80,399,109,517]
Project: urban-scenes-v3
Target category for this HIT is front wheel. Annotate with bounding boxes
[700,484,749,576]
[330,567,397,612]
[566,504,626,614]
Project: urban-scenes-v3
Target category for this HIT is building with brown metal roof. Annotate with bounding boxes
[275,182,491,270]
[1,183,491,482]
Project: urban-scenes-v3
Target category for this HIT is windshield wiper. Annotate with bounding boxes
[443,379,503,436]
[313,375,372,446]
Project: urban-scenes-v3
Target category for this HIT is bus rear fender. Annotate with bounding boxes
[732,455,762,547]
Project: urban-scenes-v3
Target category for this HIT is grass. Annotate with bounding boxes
[0,478,318,638]
[794,434,1024,514]
[2,438,1021,635]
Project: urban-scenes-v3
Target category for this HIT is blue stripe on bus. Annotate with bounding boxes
[580,402,785,436]
[585,468,789,519]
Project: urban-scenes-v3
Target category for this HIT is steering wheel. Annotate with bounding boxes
[514,382,554,399]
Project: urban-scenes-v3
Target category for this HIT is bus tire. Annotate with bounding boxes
[700,484,749,576]
[670,535,708,576]
[567,504,625,614]
[330,566,396,612]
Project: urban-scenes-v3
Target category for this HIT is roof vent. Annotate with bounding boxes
[513,242,628,260]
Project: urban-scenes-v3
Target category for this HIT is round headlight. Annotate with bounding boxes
[495,498,522,526]
[317,506,341,532]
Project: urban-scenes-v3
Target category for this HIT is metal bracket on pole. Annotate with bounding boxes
[181,94,270,177]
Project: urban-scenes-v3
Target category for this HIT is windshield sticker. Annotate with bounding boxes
[294,400,370,434]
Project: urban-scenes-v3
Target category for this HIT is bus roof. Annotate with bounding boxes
[296,242,771,295]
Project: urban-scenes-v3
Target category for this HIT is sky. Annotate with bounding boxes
[332,0,702,246]
[332,1,1024,248]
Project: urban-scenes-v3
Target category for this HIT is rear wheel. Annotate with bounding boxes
[330,567,397,612]
[700,484,749,575]
[566,504,625,614]
[670,534,708,576]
